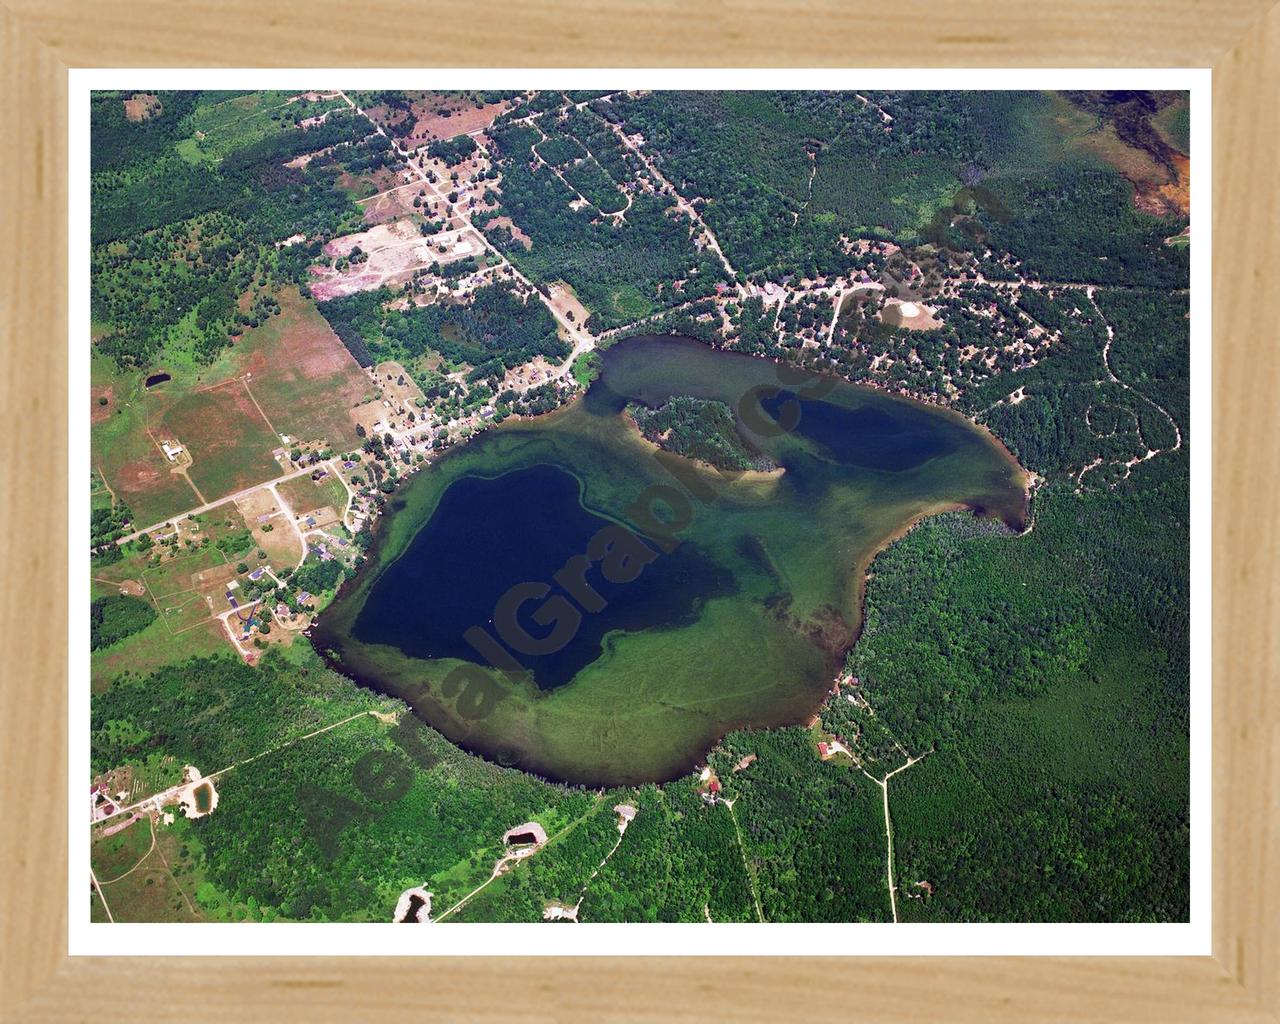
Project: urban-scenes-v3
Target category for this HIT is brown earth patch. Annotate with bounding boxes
[123,93,162,122]
[372,93,511,149]
[204,289,369,448]
[92,386,115,423]
[485,215,532,250]
[360,183,435,226]
[191,562,238,590]
[159,384,281,500]
[312,219,483,300]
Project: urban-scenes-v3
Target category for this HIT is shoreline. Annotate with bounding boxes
[307,336,1032,787]
[312,494,1025,790]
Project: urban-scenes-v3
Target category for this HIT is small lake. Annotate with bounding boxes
[352,463,734,690]
[313,335,1027,785]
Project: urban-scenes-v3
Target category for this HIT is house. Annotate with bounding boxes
[818,742,829,757]
[298,592,312,604]
[161,440,184,461]
[248,568,265,581]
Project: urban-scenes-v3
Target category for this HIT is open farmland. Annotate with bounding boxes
[278,473,348,520]
[141,546,229,600]
[206,289,369,449]
[159,382,283,501]
[92,356,202,525]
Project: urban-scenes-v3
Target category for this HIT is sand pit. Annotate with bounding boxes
[880,297,943,331]
[176,766,219,819]
[503,821,547,847]
[393,886,433,923]
[311,219,485,300]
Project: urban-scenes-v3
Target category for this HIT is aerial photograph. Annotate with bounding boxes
[87,87,1190,926]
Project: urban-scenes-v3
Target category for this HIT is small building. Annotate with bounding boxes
[248,568,265,581]
[161,440,184,462]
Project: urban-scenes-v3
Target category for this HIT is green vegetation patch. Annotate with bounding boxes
[91,595,159,651]
[630,395,775,472]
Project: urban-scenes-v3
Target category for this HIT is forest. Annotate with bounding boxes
[479,120,728,328]
[91,91,368,371]
[318,282,569,381]
[629,396,776,472]
[90,595,157,651]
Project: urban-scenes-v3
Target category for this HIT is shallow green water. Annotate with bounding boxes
[313,336,1027,785]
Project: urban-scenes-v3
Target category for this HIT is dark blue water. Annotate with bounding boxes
[352,464,733,690]
[758,389,955,470]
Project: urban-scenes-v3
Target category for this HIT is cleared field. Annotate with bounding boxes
[142,547,228,600]
[159,382,282,501]
[220,290,370,449]
[235,487,305,566]
[178,90,342,165]
[365,92,511,149]
[279,474,348,518]
[92,357,202,526]
[156,589,219,633]
[92,818,207,922]
[310,219,485,300]
[359,182,448,227]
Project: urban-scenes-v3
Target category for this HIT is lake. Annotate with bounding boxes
[312,336,1028,785]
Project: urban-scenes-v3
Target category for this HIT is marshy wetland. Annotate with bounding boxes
[313,336,1028,785]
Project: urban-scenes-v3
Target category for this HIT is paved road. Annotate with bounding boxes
[113,458,339,546]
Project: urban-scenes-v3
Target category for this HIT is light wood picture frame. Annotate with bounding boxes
[2,2,1276,1018]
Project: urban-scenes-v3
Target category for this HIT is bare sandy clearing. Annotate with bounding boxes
[484,215,532,250]
[311,219,485,300]
[880,297,943,331]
